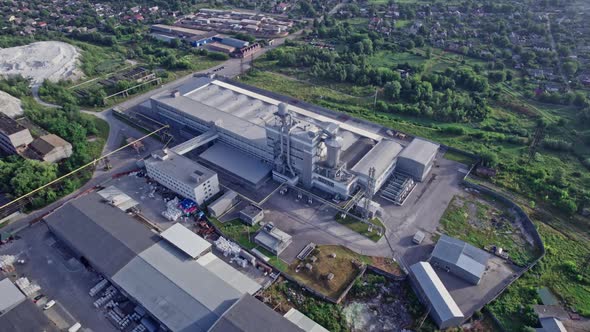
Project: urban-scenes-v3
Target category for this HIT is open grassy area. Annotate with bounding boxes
[368,50,427,67]
[488,221,590,330]
[335,214,384,242]
[443,150,477,166]
[438,194,538,267]
[287,245,367,299]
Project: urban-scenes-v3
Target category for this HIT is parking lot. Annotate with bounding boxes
[0,222,117,332]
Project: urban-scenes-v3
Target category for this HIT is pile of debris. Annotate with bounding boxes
[162,197,182,221]
[15,277,41,296]
[214,236,241,257]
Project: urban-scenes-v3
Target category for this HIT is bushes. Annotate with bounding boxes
[0,76,31,98]
[441,126,466,135]
[207,51,229,61]
[542,138,572,152]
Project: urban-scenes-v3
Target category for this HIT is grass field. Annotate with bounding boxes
[369,50,427,67]
[287,245,366,299]
[438,195,538,266]
[335,214,385,242]
[488,221,590,330]
[443,150,477,166]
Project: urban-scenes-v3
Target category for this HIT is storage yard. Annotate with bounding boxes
[0,41,83,84]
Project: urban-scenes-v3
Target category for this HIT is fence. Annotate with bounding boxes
[459,176,546,330]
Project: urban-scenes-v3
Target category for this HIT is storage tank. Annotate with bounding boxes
[325,136,342,168]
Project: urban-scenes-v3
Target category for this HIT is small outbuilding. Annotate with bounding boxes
[208,190,239,218]
[239,205,264,226]
[430,235,489,285]
[254,223,292,255]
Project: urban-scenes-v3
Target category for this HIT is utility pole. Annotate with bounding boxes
[373,88,378,108]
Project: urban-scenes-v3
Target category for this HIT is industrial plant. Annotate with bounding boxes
[144,77,440,208]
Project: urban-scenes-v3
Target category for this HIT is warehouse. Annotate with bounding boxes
[145,149,220,205]
[396,138,439,182]
[208,190,239,218]
[0,278,58,332]
[430,235,490,285]
[209,294,303,332]
[149,78,438,200]
[45,194,263,332]
[410,262,464,329]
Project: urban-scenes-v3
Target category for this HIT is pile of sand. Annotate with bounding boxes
[0,90,23,118]
[0,41,83,84]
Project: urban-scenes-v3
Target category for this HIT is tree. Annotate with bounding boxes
[563,60,579,77]
[384,81,402,100]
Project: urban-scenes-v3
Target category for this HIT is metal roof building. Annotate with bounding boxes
[397,138,439,181]
[431,235,490,285]
[160,223,212,259]
[208,190,239,218]
[410,262,464,329]
[45,195,262,332]
[209,294,303,332]
[254,224,292,255]
[351,139,403,193]
[284,308,329,332]
[113,241,261,332]
[0,278,25,317]
[200,143,272,188]
[45,193,159,277]
[538,317,567,332]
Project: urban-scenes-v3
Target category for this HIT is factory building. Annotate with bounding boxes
[145,149,219,205]
[44,194,263,332]
[397,138,440,182]
[410,262,464,329]
[430,235,490,285]
[0,113,33,155]
[148,78,438,200]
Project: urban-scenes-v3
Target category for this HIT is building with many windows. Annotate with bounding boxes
[145,149,219,205]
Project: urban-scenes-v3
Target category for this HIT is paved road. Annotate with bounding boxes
[31,83,61,108]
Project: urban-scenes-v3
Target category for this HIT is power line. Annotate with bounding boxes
[0,125,169,212]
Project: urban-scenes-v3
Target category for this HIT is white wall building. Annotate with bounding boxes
[145,149,219,205]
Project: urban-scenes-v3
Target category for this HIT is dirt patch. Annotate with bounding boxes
[0,90,23,118]
[286,245,366,299]
[370,256,404,276]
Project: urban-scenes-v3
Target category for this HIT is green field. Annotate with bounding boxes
[369,50,427,67]
[438,195,538,266]
[335,214,385,242]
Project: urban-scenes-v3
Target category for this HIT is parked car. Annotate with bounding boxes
[33,294,45,303]
[43,300,56,310]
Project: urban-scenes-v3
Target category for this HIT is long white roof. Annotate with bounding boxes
[410,262,463,323]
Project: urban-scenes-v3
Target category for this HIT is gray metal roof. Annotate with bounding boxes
[254,226,291,252]
[44,193,158,277]
[410,262,463,322]
[208,190,238,217]
[160,223,212,259]
[351,139,403,178]
[200,143,271,185]
[0,278,25,313]
[398,138,439,166]
[113,241,260,332]
[152,91,269,146]
[145,150,217,187]
[284,308,329,332]
[431,235,489,282]
[208,294,303,332]
[539,317,567,332]
[0,299,59,332]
